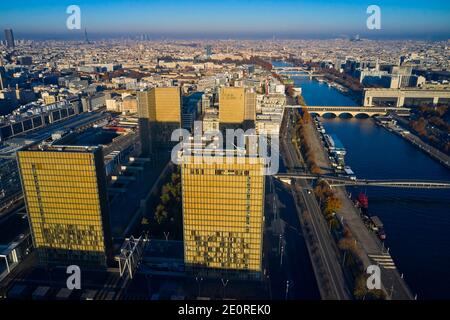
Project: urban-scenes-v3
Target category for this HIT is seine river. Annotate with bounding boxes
[273,61,450,299]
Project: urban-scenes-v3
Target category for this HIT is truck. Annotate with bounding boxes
[370,216,387,240]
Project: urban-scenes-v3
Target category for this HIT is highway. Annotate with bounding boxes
[280,107,351,300]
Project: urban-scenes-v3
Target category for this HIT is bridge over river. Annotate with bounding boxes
[285,105,411,117]
[274,172,450,189]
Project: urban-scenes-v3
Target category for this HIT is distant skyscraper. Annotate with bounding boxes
[4,29,15,48]
[0,67,5,90]
[84,28,90,44]
[17,146,113,268]
[181,150,265,279]
[350,34,361,42]
[205,45,212,58]
[137,87,181,155]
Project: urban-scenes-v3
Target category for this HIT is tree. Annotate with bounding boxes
[410,117,427,137]
[160,190,170,204]
[302,111,312,124]
[314,181,332,201]
[353,274,368,299]
[338,236,359,256]
[324,196,342,215]
[354,274,386,300]
[171,172,180,184]
[155,204,168,225]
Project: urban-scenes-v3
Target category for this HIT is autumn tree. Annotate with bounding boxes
[354,274,386,300]
[302,111,312,124]
[324,196,342,216]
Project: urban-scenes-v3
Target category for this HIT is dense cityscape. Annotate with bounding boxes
[0,1,450,312]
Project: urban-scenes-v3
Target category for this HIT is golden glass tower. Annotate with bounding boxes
[181,153,265,278]
[219,87,256,127]
[219,87,246,124]
[137,87,181,154]
[138,87,181,123]
[17,146,112,268]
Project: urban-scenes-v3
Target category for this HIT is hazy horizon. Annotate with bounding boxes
[1,0,450,41]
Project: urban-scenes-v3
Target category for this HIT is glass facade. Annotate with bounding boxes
[17,148,112,268]
[137,87,181,123]
[181,155,265,278]
[219,87,246,124]
[137,87,181,153]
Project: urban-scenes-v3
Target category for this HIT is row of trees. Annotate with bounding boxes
[340,227,386,299]
[294,111,323,174]
[296,95,306,106]
[314,181,386,300]
[409,104,450,154]
[141,168,183,240]
[293,106,386,299]
[313,181,342,224]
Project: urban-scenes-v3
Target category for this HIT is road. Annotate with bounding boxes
[264,176,321,300]
[385,115,450,169]
[301,114,414,300]
[280,107,351,300]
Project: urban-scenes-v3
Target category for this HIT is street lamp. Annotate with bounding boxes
[280,244,284,266]
[285,280,290,300]
[221,278,229,299]
[278,234,283,254]
[195,275,203,297]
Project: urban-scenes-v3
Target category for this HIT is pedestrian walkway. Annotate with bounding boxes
[368,254,396,270]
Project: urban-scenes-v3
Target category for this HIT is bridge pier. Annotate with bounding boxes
[396,96,405,107]
[365,96,374,107]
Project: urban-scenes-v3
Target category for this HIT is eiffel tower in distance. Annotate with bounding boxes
[84,28,90,44]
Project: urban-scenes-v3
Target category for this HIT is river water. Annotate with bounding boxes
[273,61,450,299]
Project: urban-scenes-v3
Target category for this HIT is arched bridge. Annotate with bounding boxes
[284,105,411,117]
[274,173,450,189]
[273,67,324,78]
[272,67,305,72]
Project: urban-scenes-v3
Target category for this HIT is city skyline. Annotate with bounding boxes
[1,0,450,40]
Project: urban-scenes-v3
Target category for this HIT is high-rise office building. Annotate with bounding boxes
[0,66,5,90]
[219,87,245,124]
[84,28,90,44]
[244,91,256,122]
[137,87,181,155]
[181,151,265,279]
[205,45,212,58]
[4,29,15,48]
[219,87,256,126]
[17,146,113,268]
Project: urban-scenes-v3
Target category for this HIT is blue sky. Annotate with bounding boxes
[1,0,450,39]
